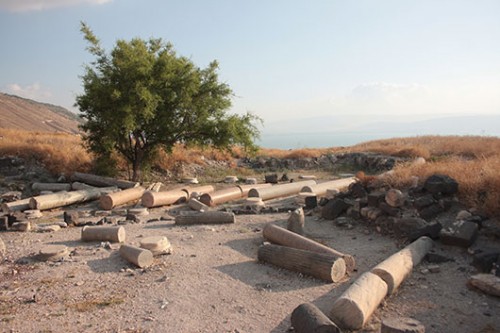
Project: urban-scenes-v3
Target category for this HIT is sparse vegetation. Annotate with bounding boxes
[0,129,498,216]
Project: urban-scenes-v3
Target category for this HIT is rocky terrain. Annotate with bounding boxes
[0,155,499,333]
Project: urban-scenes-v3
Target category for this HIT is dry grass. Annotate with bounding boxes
[0,129,498,216]
[0,128,92,175]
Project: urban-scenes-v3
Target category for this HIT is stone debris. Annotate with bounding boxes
[385,189,405,208]
[11,221,31,232]
[440,220,478,248]
[468,274,500,297]
[38,245,70,262]
[224,176,239,183]
[381,316,425,333]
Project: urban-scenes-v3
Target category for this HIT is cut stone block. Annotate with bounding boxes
[440,220,478,247]
[139,236,172,255]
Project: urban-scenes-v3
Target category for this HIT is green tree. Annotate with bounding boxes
[76,22,261,181]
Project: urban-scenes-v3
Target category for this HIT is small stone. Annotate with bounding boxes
[37,225,61,233]
[182,177,199,184]
[128,207,149,216]
[245,178,257,185]
[24,209,43,219]
[264,174,278,184]
[428,265,440,273]
[11,221,31,232]
[224,176,239,183]
[456,210,472,221]
[381,316,425,333]
[468,274,500,297]
[140,236,172,255]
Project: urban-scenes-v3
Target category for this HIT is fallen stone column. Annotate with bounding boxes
[199,187,243,207]
[141,189,189,208]
[175,211,235,225]
[71,172,139,189]
[32,182,72,192]
[301,178,356,197]
[188,198,210,211]
[1,198,31,213]
[71,182,98,190]
[81,226,126,243]
[371,236,433,294]
[29,187,117,210]
[237,183,272,196]
[99,186,146,210]
[119,244,153,268]
[263,224,355,273]
[258,244,346,282]
[248,180,316,201]
[329,272,388,330]
[181,185,215,198]
[291,303,341,333]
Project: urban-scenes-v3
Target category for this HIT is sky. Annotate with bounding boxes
[1,0,499,148]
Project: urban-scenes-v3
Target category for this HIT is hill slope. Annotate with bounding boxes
[0,93,81,134]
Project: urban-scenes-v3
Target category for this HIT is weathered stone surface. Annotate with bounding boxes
[321,198,350,220]
[287,208,305,235]
[0,216,9,231]
[440,220,478,247]
[385,189,405,208]
[36,225,61,233]
[424,174,458,195]
[38,245,69,262]
[304,195,318,209]
[468,274,500,297]
[425,252,454,264]
[360,207,383,221]
[264,174,278,184]
[418,204,443,220]
[456,210,472,220]
[409,222,442,241]
[348,182,368,199]
[472,250,500,273]
[11,221,31,232]
[413,195,436,210]
[379,202,401,217]
[381,316,425,333]
[368,191,386,207]
[393,217,428,236]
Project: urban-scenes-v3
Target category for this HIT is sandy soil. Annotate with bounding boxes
[1,207,499,333]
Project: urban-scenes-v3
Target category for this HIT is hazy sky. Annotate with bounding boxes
[1,0,499,147]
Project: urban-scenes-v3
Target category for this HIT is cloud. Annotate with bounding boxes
[329,81,500,116]
[5,82,52,101]
[0,0,112,12]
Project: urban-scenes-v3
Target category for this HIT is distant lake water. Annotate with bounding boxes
[258,131,500,149]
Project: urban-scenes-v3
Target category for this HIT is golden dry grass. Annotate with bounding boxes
[0,128,92,175]
[0,129,498,216]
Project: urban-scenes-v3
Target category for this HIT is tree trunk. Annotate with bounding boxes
[263,223,356,273]
[258,244,346,282]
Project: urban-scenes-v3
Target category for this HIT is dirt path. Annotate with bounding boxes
[1,209,499,333]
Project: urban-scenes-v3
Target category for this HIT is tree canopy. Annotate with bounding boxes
[76,22,261,180]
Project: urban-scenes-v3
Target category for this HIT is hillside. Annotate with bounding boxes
[0,93,81,134]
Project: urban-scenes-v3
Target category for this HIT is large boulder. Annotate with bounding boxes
[424,174,458,195]
[322,198,350,220]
